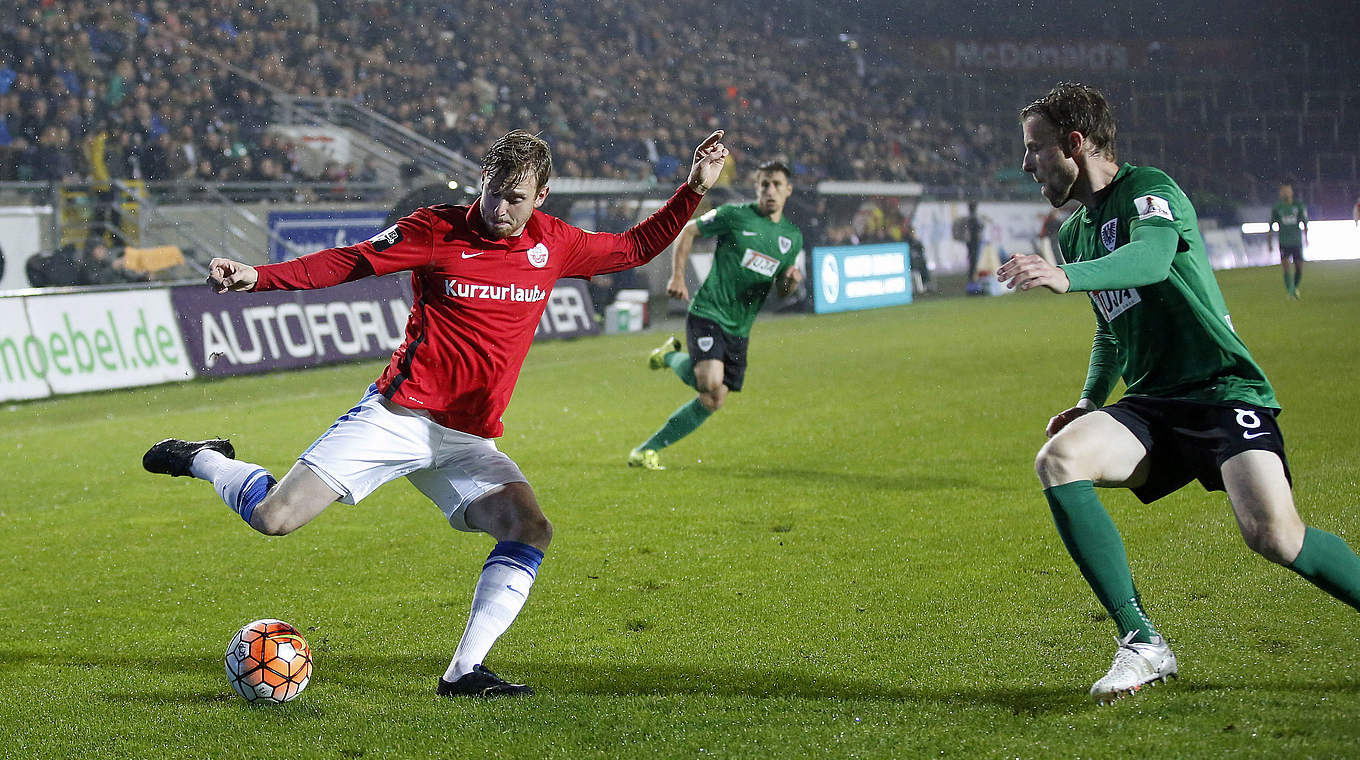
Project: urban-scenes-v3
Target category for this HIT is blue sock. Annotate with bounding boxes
[194,452,276,527]
[485,540,545,576]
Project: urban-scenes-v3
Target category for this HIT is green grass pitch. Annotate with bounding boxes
[2,263,1357,758]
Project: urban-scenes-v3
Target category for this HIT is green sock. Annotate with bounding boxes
[1283,269,1294,294]
[1044,481,1160,642]
[666,351,697,390]
[1293,264,1302,289]
[1288,526,1360,611]
[640,397,711,451]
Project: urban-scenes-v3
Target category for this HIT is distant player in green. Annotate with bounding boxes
[1267,183,1308,299]
[998,82,1360,704]
[628,160,804,470]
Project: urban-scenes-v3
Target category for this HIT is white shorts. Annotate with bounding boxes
[299,384,527,532]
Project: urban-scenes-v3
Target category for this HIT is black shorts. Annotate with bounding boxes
[1101,396,1292,504]
[686,314,748,391]
[1280,245,1303,262]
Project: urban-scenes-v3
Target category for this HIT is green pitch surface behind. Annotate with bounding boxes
[3,263,1357,758]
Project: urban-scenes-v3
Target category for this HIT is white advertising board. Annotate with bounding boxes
[0,289,196,401]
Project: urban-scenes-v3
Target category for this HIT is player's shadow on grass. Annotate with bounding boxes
[697,464,979,492]
[523,661,1078,714]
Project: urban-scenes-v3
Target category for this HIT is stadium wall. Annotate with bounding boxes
[0,279,598,403]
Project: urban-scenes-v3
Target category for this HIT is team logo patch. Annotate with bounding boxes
[1100,219,1118,252]
[778,236,793,254]
[526,243,549,268]
[697,336,715,352]
[368,224,403,252]
[1135,194,1174,222]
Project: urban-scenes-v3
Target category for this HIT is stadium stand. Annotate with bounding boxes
[0,1,1353,214]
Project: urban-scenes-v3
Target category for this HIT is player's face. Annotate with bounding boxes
[1279,185,1293,203]
[479,169,548,239]
[1022,114,1078,208]
[755,170,793,216]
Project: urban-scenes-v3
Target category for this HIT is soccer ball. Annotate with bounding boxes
[224,618,312,704]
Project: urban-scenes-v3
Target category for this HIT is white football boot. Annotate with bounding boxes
[1090,630,1178,705]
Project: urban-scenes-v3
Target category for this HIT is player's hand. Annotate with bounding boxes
[779,267,803,295]
[667,276,690,301]
[1045,405,1091,437]
[687,130,728,195]
[997,253,1070,293]
[207,257,259,293]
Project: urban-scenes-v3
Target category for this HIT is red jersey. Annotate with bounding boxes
[253,183,702,437]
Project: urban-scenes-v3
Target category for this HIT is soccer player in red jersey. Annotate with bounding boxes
[144,130,729,697]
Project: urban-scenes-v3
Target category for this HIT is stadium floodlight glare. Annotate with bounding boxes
[1239,219,1360,261]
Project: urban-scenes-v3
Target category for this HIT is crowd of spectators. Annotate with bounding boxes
[4,0,1337,206]
[0,1,321,184]
[0,0,1011,190]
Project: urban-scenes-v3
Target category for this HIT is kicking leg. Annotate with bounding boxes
[1222,450,1360,610]
[144,438,339,534]
[439,482,549,697]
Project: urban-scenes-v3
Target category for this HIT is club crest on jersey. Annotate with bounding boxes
[526,243,549,268]
[778,236,793,254]
[368,224,403,252]
[1100,219,1118,252]
[697,336,715,352]
[1135,194,1174,222]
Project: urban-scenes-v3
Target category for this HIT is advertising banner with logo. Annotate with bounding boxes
[171,275,598,377]
[812,243,913,314]
[0,289,195,401]
[170,275,414,377]
[267,209,390,262]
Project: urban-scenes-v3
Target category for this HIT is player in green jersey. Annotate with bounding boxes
[1267,183,1308,299]
[998,82,1360,704]
[628,160,804,471]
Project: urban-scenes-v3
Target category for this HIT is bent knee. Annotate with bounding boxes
[249,492,307,536]
[699,391,725,412]
[512,514,553,548]
[250,503,297,536]
[1242,524,1302,565]
[1034,439,1080,486]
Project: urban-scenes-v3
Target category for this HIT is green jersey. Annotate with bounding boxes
[1057,164,1278,409]
[1270,201,1308,248]
[689,202,803,337]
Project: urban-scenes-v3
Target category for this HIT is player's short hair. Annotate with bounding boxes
[756,160,792,181]
[1020,82,1117,161]
[482,130,553,193]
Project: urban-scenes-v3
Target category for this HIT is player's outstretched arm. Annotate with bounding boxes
[687,130,729,195]
[997,253,1070,293]
[207,257,259,293]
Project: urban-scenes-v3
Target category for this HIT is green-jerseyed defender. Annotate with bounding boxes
[998,82,1360,705]
[628,161,804,471]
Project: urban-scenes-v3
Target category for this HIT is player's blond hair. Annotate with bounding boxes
[483,130,553,193]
